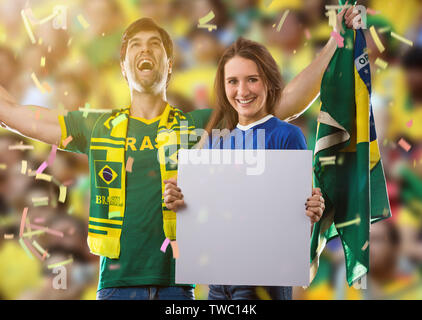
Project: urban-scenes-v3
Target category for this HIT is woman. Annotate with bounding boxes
[164,5,359,299]
[164,37,325,300]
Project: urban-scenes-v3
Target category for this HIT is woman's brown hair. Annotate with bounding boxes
[204,37,284,137]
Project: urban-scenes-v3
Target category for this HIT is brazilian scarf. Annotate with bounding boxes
[87,103,194,259]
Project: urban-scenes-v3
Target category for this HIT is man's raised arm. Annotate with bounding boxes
[0,85,63,146]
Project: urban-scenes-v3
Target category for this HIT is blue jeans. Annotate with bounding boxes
[208,285,292,300]
[96,286,195,300]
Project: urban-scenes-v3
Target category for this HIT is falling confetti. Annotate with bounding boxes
[47,257,73,269]
[32,240,50,259]
[32,197,49,207]
[331,31,344,48]
[3,234,14,239]
[36,161,48,174]
[398,138,411,152]
[35,173,53,182]
[30,224,64,237]
[335,217,361,229]
[126,156,134,172]
[390,32,413,47]
[170,240,179,259]
[58,185,67,203]
[62,135,73,147]
[31,72,46,94]
[21,10,36,44]
[369,26,385,53]
[111,114,127,127]
[160,238,171,252]
[361,241,369,251]
[197,10,217,31]
[406,120,413,128]
[77,14,90,29]
[375,58,388,69]
[19,207,29,238]
[276,10,290,32]
[19,238,34,259]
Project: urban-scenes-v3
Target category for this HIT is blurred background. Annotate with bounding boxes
[0,0,421,300]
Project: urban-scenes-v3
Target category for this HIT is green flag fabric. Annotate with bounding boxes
[309,27,391,286]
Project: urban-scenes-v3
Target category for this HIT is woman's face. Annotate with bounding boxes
[224,56,268,126]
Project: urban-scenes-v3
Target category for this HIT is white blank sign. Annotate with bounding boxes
[176,149,312,286]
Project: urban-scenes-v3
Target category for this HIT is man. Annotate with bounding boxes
[0,9,358,300]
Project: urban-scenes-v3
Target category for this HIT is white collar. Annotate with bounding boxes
[236,114,274,131]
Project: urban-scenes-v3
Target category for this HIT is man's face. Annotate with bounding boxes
[121,30,171,94]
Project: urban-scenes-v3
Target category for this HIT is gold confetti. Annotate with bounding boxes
[40,56,45,67]
[335,217,361,229]
[198,10,217,31]
[390,32,413,47]
[77,14,90,29]
[361,240,369,251]
[8,144,34,151]
[47,257,73,269]
[31,72,46,94]
[375,58,388,69]
[35,173,52,182]
[32,197,49,207]
[198,10,215,25]
[21,10,36,44]
[276,10,290,32]
[58,185,67,203]
[369,26,385,53]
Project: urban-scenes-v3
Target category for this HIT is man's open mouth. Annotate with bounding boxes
[137,59,154,72]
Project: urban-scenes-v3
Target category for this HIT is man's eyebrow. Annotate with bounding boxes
[148,36,163,43]
[128,36,162,44]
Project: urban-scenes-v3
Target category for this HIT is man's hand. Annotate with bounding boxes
[163,178,185,212]
[306,188,325,224]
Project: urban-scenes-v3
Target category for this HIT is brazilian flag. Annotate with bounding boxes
[309,23,391,285]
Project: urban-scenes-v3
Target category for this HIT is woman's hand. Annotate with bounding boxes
[335,1,362,34]
[306,188,325,224]
[163,178,185,212]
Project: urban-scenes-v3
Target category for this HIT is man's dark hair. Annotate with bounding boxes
[120,18,173,86]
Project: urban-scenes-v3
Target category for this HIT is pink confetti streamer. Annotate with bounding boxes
[304,28,311,40]
[331,31,344,48]
[398,138,411,152]
[170,240,179,259]
[62,136,73,148]
[47,145,58,166]
[406,120,413,128]
[160,238,171,252]
[34,217,45,224]
[19,207,29,238]
[36,161,48,174]
[126,157,134,172]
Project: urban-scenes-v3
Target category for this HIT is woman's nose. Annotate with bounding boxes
[237,81,250,97]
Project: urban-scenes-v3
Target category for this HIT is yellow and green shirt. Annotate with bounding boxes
[58,107,212,290]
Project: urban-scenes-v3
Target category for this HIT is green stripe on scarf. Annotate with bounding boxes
[87,104,191,258]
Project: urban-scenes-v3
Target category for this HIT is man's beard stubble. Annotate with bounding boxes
[125,59,166,95]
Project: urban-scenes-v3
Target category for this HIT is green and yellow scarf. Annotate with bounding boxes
[86,103,194,258]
